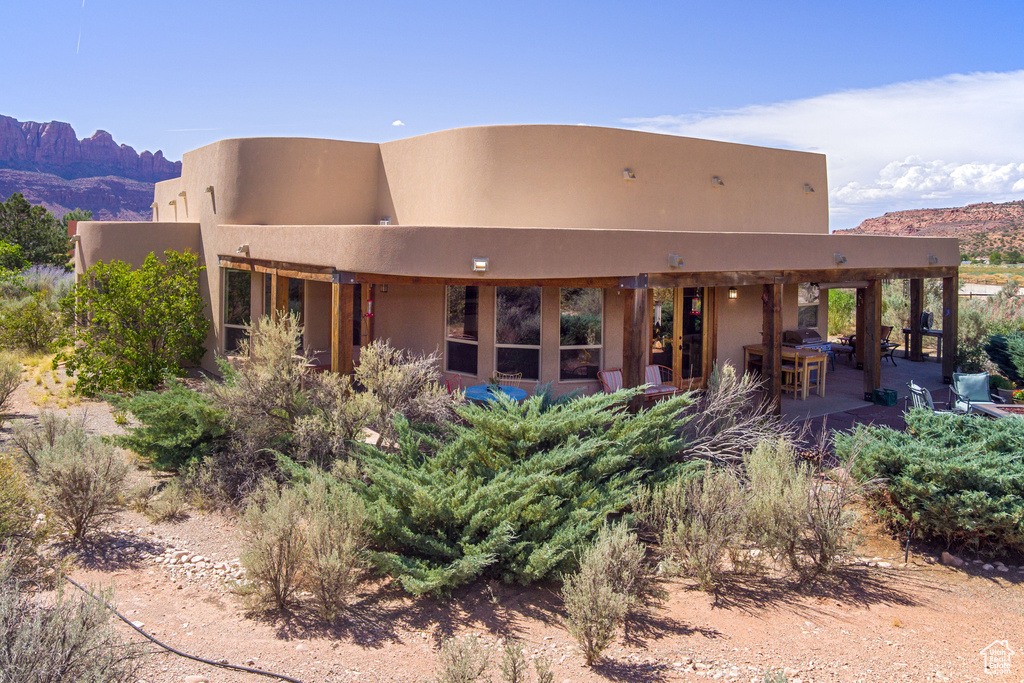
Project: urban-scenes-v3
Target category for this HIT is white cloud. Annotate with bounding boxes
[624,71,1024,229]
[391,120,405,127]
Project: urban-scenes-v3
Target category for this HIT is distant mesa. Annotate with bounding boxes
[0,115,181,183]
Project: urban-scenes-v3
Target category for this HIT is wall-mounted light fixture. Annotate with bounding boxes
[177,191,187,198]
[668,254,684,268]
[236,244,250,256]
[728,286,738,300]
[150,201,158,209]
[68,235,81,245]
[472,257,489,272]
[379,216,391,226]
[622,169,636,180]
[168,199,176,206]
[711,176,724,187]
[834,253,848,265]
[928,254,939,264]
[204,186,214,193]
[803,183,815,193]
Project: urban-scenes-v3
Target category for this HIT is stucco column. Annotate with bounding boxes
[942,275,958,384]
[762,282,782,415]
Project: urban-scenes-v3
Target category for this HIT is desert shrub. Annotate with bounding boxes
[562,540,628,665]
[294,469,367,621]
[0,352,20,418]
[985,332,1024,386]
[57,249,209,395]
[20,264,75,299]
[10,411,89,471]
[827,289,855,336]
[958,295,1024,372]
[31,433,129,540]
[0,549,145,682]
[583,521,656,615]
[358,389,691,595]
[533,656,553,683]
[0,453,45,557]
[239,480,307,611]
[499,638,528,683]
[637,466,744,589]
[0,292,62,352]
[435,635,489,683]
[145,480,188,523]
[111,379,226,471]
[840,410,1024,554]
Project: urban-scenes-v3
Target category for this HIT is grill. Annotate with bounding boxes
[783,328,829,349]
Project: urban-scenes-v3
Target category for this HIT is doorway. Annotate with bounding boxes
[649,287,716,387]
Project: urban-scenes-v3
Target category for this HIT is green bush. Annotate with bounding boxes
[0,292,62,352]
[985,333,1024,386]
[839,410,1024,553]
[357,389,691,595]
[111,380,226,471]
[57,249,209,395]
[827,289,855,336]
[0,549,145,682]
[0,352,20,419]
[0,452,45,556]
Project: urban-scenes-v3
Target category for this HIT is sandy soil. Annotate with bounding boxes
[4,376,1024,683]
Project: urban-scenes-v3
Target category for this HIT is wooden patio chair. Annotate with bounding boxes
[643,364,684,401]
[597,368,623,394]
[494,371,523,388]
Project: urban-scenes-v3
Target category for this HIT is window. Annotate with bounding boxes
[446,285,479,375]
[559,288,602,380]
[495,286,541,380]
[798,283,820,329]
[223,268,251,353]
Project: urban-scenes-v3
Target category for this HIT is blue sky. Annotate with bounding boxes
[4,1,1024,229]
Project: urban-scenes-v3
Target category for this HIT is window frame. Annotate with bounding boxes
[493,286,542,382]
[797,282,820,330]
[558,287,604,383]
[445,285,480,376]
[222,268,252,355]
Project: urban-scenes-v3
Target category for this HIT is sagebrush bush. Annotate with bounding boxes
[145,480,188,523]
[32,433,129,540]
[0,549,145,681]
[0,291,62,352]
[359,389,691,595]
[583,522,655,615]
[562,549,627,665]
[435,635,490,683]
[0,452,45,557]
[499,638,528,683]
[112,379,226,471]
[296,470,367,621]
[841,410,1024,554]
[0,352,20,418]
[240,480,307,611]
[11,410,89,471]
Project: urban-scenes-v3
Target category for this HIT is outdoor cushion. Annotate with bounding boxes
[953,372,991,403]
[597,369,623,393]
[644,365,662,386]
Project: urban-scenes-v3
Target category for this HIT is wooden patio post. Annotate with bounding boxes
[909,278,924,361]
[862,279,882,401]
[854,287,865,369]
[331,282,355,375]
[942,274,958,384]
[762,282,782,415]
[622,287,649,400]
[271,273,289,323]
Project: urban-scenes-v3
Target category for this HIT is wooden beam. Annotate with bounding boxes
[272,273,289,323]
[648,265,958,289]
[622,288,649,397]
[854,287,865,370]
[331,282,355,375]
[909,278,924,362]
[942,274,958,384]
[336,270,626,288]
[862,279,882,401]
[704,287,718,380]
[218,255,333,282]
[762,283,783,415]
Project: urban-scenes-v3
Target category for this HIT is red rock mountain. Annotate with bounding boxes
[0,115,181,220]
[842,200,1024,256]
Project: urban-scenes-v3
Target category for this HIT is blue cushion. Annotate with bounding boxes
[953,372,990,403]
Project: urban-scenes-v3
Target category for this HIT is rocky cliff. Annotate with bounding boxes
[0,115,180,183]
[842,200,1024,256]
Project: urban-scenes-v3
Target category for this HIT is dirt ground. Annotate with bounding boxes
[4,376,1024,683]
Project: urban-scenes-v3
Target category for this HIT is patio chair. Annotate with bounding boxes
[643,364,684,400]
[597,368,623,394]
[494,371,523,388]
[881,325,900,366]
[949,372,1000,413]
[906,380,965,414]
[445,375,464,394]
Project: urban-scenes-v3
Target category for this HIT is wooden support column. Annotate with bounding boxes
[854,287,865,369]
[862,279,882,401]
[909,278,924,361]
[622,287,649,395]
[762,282,783,415]
[331,282,355,375]
[942,274,958,384]
[271,273,289,323]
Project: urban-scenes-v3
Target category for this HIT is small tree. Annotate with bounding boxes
[57,250,209,395]
[0,193,68,268]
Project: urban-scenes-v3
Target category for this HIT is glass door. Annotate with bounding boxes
[650,287,715,388]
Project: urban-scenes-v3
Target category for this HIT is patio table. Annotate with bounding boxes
[464,384,528,402]
[902,327,943,362]
[743,344,828,399]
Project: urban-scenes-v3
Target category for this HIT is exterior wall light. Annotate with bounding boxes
[150,201,158,208]
[236,244,250,256]
[204,186,214,193]
[379,216,392,225]
[472,257,489,272]
[623,169,636,180]
[168,199,176,205]
[712,176,724,187]
[804,183,815,193]
[728,286,738,300]
[178,191,187,198]
[668,254,684,268]
[834,253,848,265]
[928,254,939,264]
[69,235,81,245]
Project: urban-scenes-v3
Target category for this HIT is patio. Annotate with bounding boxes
[781,354,947,433]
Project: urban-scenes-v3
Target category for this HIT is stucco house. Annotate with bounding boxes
[73,125,959,407]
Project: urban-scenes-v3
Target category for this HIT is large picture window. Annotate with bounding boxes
[495,286,541,381]
[798,283,820,329]
[559,288,602,380]
[223,268,251,353]
[446,285,479,375]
